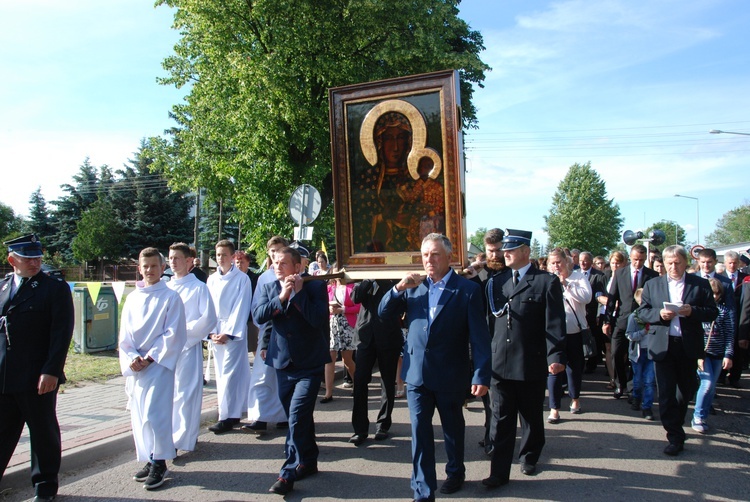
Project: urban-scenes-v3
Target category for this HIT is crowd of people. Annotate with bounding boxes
[3,230,750,501]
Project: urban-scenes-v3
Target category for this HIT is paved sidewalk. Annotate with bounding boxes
[5,368,219,482]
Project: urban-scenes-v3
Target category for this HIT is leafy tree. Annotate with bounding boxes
[26,188,54,242]
[0,201,23,238]
[110,142,194,257]
[530,238,542,259]
[645,220,686,251]
[71,197,127,267]
[705,202,750,246]
[544,162,622,256]
[468,227,488,252]
[49,158,105,260]
[0,201,24,265]
[151,0,489,253]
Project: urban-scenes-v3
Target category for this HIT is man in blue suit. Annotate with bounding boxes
[379,233,491,501]
[254,246,329,496]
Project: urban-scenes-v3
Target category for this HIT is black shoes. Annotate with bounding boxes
[133,462,152,482]
[613,388,624,399]
[320,395,333,404]
[374,428,389,441]
[439,475,465,494]
[630,399,641,411]
[481,475,508,488]
[209,419,238,434]
[241,421,267,433]
[295,463,319,480]
[33,496,56,501]
[349,433,367,446]
[269,477,294,495]
[521,462,536,475]
[642,408,654,421]
[277,421,289,429]
[143,461,168,490]
[663,442,684,456]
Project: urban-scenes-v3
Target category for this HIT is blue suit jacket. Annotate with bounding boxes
[378,270,491,393]
[253,276,330,371]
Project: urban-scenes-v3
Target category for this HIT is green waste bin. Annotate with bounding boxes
[73,285,119,353]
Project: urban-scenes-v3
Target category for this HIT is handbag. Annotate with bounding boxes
[565,297,596,358]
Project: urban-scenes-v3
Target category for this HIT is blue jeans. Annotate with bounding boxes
[693,356,723,422]
[276,366,324,481]
[631,352,655,410]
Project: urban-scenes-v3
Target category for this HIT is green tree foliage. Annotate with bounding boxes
[530,238,543,259]
[110,142,194,257]
[645,220,686,251]
[26,188,54,242]
[150,0,489,253]
[49,158,103,260]
[544,162,622,256]
[468,227,488,252]
[705,202,750,246]
[71,197,127,264]
[0,201,23,239]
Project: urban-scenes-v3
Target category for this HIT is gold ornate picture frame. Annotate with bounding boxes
[329,70,467,276]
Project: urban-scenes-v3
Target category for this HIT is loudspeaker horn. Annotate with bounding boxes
[623,230,643,246]
[649,229,666,246]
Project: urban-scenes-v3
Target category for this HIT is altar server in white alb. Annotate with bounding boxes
[207,239,253,433]
[166,242,217,452]
[244,235,289,433]
[119,247,187,490]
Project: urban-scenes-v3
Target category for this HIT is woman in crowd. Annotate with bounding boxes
[321,273,360,403]
[312,251,330,276]
[599,250,627,390]
[546,248,592,423]
[652,255,666,276]
[692,278,735,433]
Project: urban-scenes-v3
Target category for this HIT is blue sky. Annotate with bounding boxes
[2,0,749,249]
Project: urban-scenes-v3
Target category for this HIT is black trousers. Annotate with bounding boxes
[610,328,630,390]
[488,378,546,483]
[0,389,61,497]
[351,343,400,435]
[654,336,698,445]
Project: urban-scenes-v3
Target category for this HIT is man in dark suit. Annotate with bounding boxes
[637,245,718,456]
[483,229,566,488]
[0,235,74,502]
[722,251,748,386]
[349,278,403,445]
[254,246,329,496]
[695,248,735,312]
[580,251,608,373]
[379,233,491,501]
[604,244,659,398]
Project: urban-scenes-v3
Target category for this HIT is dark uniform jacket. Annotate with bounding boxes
[0,271,74,393]
[486,266,566,382]
[350,279,403,351]
[605,265,659,331]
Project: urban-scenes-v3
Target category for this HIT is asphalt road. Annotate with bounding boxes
[2,370,749,502]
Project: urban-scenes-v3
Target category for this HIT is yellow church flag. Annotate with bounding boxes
[321,240,327,254]
[86,282,102,305]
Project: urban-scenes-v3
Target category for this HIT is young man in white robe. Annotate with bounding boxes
[119,247,187,490]
[166,242,217,452]
[207,239,253,433]
[244,235,289,432]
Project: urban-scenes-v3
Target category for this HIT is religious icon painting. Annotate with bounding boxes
[329,70,467,277]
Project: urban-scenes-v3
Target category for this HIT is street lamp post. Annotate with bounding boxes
[674,194,700,244]
[709,129,750,136]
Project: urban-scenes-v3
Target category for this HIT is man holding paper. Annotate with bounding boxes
[636,245,718,456]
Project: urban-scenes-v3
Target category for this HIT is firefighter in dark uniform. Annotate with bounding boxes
[0,235,74,501]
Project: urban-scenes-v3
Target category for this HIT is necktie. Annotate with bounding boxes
[731,273,736,287]
[513,270,519,287]
[12,277,27,299]
[632,269,638,292]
